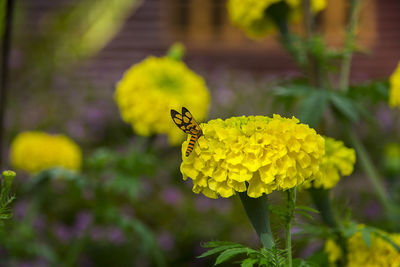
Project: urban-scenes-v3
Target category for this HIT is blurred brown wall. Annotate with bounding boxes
[20,0,400,86]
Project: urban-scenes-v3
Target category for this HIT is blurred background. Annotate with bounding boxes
[0,0,400,266]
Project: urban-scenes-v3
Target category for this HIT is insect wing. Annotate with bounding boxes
[181,107,202,136]
[171,109,191,134]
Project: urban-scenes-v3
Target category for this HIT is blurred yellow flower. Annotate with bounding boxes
[10,131,82,174]
[324,239,342,264]
[389,62,400,108]
[115,56,210,145]
[303,136,356,189]
[180,115,325,198]
[227,0,326,38]
[325,225,400,267]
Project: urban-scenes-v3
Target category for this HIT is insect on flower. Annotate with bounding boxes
[170,107,203,157]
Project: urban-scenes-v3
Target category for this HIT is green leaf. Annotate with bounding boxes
[299,90,329,127]
[198,244,243,258]
[273,85,314,97]
[241,258,259,267]
[296,210,314,220]
[342,223,358,238]
[366,227,400,252]
[214,248,252,265]
[362,228,372,248]
[203,241,242,248]
[329,93,359,122]
[296,206,320,214]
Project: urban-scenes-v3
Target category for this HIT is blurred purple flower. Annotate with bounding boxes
[194,196,213,213]
[157,232,175,251]
[108,227,125,245]
[364,201,382,220]
[161,187,182,206]
[74,211,93,237]
[377,106,394,131]
[13,201,28,221]
[55,224,74,243]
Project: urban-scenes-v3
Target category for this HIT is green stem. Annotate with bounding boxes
[301,0,322,88]
[348,130,400,230]
[339,0,360,92]
[348,131,391,212]
[308,188,338,228]
[285,187,297,267]
[238,192,274,249]
[0,0,15,168]
[308,188,348,266]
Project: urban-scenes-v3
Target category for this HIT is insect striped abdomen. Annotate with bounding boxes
[186,135,199,157]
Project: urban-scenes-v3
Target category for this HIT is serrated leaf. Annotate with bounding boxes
[198,244,243,258]
[299,90,329,127]
[241,258,259,267]
[362,228,372,248]
[367,227,400,252]
[329,93,359,122]
[215,248,252,265]
[296,206,320,214]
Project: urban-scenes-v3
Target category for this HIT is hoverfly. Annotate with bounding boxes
[170,107,203,157]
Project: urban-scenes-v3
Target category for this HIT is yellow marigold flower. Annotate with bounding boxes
[115,56,210,145]
[10,131,82,174]
[325,225,400,267]
[389,62,400,108]
[227,0,326,38]
[303,136,356,189]
[180,115,325,198]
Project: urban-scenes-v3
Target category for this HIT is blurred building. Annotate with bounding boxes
[18,0,400,86]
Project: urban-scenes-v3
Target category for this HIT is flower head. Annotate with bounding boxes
[303,136,356,189]
[10,131,82,174]
[115,56,210,145]
[180,115,325,198]
[227,0,326,38]
[325,225,400,267]
[389,62,400,108]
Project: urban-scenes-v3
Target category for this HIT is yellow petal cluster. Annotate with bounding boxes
[325,225,400,267]
[114,56,210,145]
[180,115,325,198]
[303,136,356,189]
[324,239,342,264]
[10,131,82,174]
[389,62,400,108]
[227,0,326,38]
